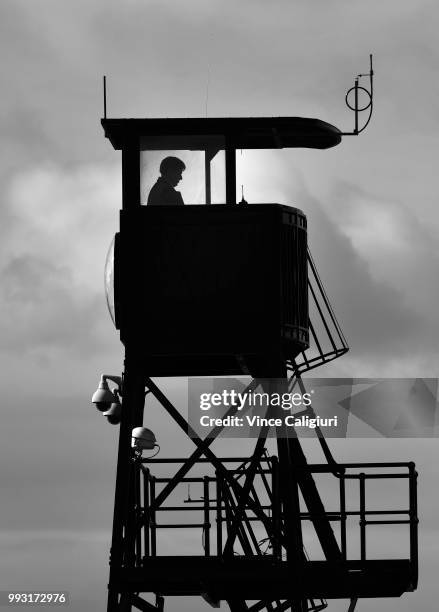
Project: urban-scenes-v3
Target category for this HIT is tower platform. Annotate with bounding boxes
[108,458,418,605]
[111,557,415,600]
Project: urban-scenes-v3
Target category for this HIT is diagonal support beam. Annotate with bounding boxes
[246,600,293,612]
[291,374,340,472]
[223,432,268,555]
[287,435,341,560]
[223,487,255,555]
[222,479,260,556]
[148,377,260,511]
[347,599,358,612]
[144,377,276,537]
[284,374,342,560]
[131,595,159,612]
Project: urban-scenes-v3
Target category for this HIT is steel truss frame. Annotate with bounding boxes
[107,369,418,612]
[106,251,417,612]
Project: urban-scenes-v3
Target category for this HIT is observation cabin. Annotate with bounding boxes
[103,116,342,377]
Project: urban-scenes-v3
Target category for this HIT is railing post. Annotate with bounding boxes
[143,467,150,558]
[359,473,366,562]
[204,476,211,556]
[216,470,222,557]
[135,462,141,566]
[271,456,282,560]
[339,471,347,561]
[408,462,419,587]
[150,476,157,556]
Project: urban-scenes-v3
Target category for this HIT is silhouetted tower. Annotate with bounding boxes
[96,58,418,612]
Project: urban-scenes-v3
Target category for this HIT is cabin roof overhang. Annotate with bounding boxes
[101,116,342,151]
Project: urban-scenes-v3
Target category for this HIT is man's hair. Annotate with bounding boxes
[160,156,186,175]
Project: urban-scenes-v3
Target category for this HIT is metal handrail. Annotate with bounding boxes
[133,457,418,577]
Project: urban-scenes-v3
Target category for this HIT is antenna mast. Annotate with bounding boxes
[103,75,107,119]
[342,54,374,135]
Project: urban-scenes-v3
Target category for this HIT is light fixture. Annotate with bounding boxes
[131,427,160,457]
[103,393,122,425]
[91,374,123,412]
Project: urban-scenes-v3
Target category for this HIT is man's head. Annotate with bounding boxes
[160,156,186,187]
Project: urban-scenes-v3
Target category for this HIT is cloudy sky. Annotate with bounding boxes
[0,1,438,611]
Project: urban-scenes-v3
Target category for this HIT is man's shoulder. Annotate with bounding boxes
[148,178,183,205]
[147,178,167,202]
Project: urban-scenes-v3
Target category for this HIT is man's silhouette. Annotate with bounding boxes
[147,156,186,205]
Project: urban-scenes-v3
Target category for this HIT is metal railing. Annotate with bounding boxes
[126,456,418,578]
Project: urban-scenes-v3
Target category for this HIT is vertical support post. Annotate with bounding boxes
[122,136,141,211]
[103,75,107,119]
[271,456,282,561]
[271,372,304,565]
[216,471,223,557]
[205,151,212,205]
[225,144,236,205]
[359,473,366,562]
[107,360,145,612]
[204,476,211,556]
[291,599,306,611]
[150,476,157,556]
[135,463,141,566]
[118,593,132,612]
[408,462,418,587]
[143,467,150,558]
[339,472,347,561]
[277,436,303,563]
[252,359,309,573]
[354,78,359,135]
[108,133,141,611]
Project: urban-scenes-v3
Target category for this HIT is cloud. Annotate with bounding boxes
[0,530,109,612]
[329,180,439,311]
[0,163,120,358]
[303,188,433,372]
[0,254,105,354]
[236,149,437,375]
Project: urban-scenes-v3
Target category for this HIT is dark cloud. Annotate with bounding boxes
[0,254,108,355]
[277,177,432,370]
